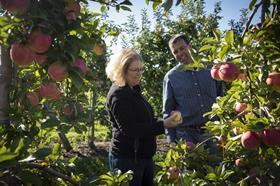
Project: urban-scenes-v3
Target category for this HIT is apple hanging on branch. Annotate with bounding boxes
[266,72,280,93]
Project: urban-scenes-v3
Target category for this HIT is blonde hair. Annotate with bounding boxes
[106,48,143,86]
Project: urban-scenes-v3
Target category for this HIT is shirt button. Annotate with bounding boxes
[201,104,204,107]
[194,83,198,85]
[198,94,201,96]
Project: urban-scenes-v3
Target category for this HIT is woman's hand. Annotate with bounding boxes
[163,111,182,128]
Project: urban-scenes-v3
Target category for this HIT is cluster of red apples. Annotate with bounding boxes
[1,0,88,116]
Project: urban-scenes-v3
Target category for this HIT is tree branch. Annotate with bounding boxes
[241,1,262,39]
[20,163,78,185]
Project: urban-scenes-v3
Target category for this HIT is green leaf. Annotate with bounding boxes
[120,0,133,6]
[99,174,114,181]
[162,0,173,13]
[73,124,87,134]
[0,159,18,168]
[52,143,61,156]
[14,138,25,154]
[69,69,84,89]
[199,45,214,52]
[240,179,248,186]
[18,170,42,186]
[213,29,222,41]
[249,0,257,10]
[243,34,252,45]
[202,37,219,44]
[175,0,181,6]
[206,173,217,181]
[217,45,230,60]
[120,6,131,12]
[0,152,19,163]
[34,148,52,159]
[222,171,234,179]
[152,1,162,10]
[41,118,60,129]
[225,30,234,46]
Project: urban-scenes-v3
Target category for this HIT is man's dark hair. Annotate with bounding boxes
[169,34,190,48]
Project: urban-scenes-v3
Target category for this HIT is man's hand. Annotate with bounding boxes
[163,111,182,128]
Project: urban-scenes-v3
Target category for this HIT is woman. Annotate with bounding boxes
[105,48,182,186]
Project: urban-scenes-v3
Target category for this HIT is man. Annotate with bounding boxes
[163,34,224,144]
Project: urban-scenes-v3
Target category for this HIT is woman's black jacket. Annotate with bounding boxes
[106,84,165,159]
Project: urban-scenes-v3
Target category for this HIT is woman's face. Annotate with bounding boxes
[125,60,143,87]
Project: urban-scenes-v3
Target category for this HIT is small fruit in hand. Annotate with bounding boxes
[92,42,105,56]
[171,111,182,122]
[168,166,179,180]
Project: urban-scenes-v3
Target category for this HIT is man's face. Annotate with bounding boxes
[170,39,192,64]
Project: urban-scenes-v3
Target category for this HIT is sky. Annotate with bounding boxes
[89,0,261,54]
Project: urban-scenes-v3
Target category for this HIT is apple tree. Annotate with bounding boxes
[154,0,280,185]
[0,0,125,184]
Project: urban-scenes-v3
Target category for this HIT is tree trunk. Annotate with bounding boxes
[0,46,12,124]
[88,92,98,151]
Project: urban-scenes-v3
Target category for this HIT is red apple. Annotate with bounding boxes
[64,11,77,21]
[218,62,240,82]
[210,65,221,80]
[78,103,84,113]
[238,73,248,81]
[248,167,258,178]
[234,102,247,113]
[26,91,39,107]
[63,104,74,116]
[63,102,84,116]
[0,0,29,14]
[28,30,52,53]
[48,62,68,82]
[168,166,179,180]
[34,54,47,65]
[235,158,243,167]
[73,58,88,75]
[262,128,280,146]
[241,131,260,150]
[39,83,61,100]
[266,72,280,93]
[10,43,35,66]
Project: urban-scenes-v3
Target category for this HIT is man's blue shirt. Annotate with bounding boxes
[163,64,224,142]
